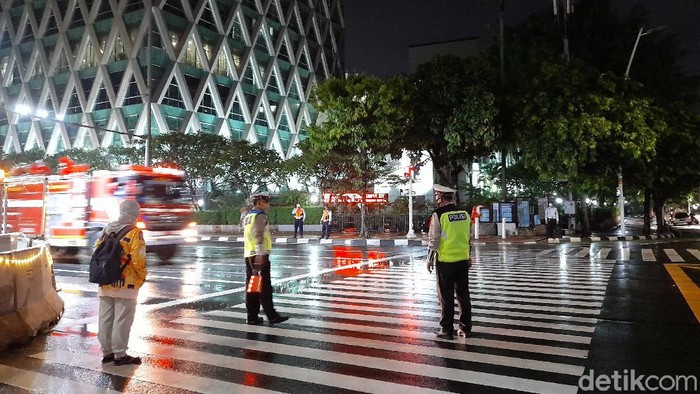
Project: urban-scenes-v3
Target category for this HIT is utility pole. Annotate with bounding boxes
[552,0,574,62]
[620,25,665,236]
[144,0,153,166]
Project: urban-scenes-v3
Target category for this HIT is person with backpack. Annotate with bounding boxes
[93,199,147,366]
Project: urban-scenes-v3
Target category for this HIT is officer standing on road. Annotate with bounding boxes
[427,184,472,340]
[243,193,289,326]
[320,205,332,239]
[292,203,306,238]
[545,202,559,239]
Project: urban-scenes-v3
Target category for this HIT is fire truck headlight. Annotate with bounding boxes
[188,221,197,227]
[183,226,198,241]
[136,221,146,229]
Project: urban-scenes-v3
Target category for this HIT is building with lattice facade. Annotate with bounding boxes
[0,0,344,158]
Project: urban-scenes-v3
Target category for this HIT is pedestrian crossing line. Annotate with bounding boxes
[393,264,617,274]
[664,249,685,263]
[173,317,586,376]
[366,272,611,286]
[470,269,613,279]
[199,311,590,359]
[293,289,602,316]
[275,293,602,321]
[307,282,606,303]
[351,276,610,292]
[264,298,596,333]
[339,278,608,297]
[30,350,279,394]
[136,326,578,394]
[300,287,604,308]
[689,249,700,261]
[575,248,590,258]
[619,247,630,261]
[594,248,612,260]
[378,265,616,276]
[229,305,592,344]
[53,269,248,285]
[33,347,443,394]
[0,364,120,394]
[642,249,656,262]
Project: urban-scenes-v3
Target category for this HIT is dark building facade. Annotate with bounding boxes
[0,0,344,158]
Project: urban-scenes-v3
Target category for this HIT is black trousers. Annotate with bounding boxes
[547,219,558,238]
[294,219,304,237]
[245,255,281,321]
[436,259,472,333]
[321,221,331,239]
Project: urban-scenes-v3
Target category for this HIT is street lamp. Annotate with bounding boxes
[625,26,666,78]
[619,25,665,236]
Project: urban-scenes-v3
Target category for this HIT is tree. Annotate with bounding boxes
[151,132,227,206]
[514,61,658,234]
[404,55,498,192]
[220,139,284,200]
[306,75,410,237]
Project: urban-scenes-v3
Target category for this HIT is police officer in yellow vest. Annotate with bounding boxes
[243,193,289,326]
[427,184,472,339]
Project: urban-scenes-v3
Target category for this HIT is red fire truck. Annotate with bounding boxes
[1,161,197,261]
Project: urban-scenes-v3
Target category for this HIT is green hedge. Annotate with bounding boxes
[195,206,325,225]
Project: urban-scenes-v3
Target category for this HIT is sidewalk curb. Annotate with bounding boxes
[551,233,676,243]
[195,232,676,246]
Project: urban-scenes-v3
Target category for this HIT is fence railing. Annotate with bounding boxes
[332,214,432,234]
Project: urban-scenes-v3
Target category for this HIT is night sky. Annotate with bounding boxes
[341,0,700,77]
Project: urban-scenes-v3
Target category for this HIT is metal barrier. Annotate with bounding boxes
[333,214,432,235]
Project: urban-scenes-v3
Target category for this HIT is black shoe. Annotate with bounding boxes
[246,316,264,325]
[268,315,289,325]
[435,329,454,340]
[101,354,114,364]
[114,355,141,366]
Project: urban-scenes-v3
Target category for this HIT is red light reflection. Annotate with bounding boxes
[332,246,363,277]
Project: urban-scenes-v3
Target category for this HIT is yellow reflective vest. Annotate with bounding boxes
[436,207,471,263]
[243,210,272,257]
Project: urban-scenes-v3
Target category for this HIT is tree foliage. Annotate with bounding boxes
[405,55,498,189]
[306,74,410,236]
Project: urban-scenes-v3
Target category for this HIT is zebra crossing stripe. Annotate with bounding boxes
[353,275,610,291]
[245,305,593,344]
[0,364,120,394]
[202,310,589,360]
[173,317,586,376]
[642,249,656,262]
[339,278,607,297]
[575,248,590,258]
[275,293,601,321]
[595,248,612,259]
[664,249,685,262]
[689,249,700,261]
[306,282,606,303]
[31,350,279,394]
[300,286,603,308]
[621,247,630,261]
[365,272,610,286]
[138,326,578,394]
[264,297,595,332]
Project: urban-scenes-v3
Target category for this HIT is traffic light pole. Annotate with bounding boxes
[407,172,415,238]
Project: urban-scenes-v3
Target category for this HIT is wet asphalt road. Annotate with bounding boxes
[1,239,699,393]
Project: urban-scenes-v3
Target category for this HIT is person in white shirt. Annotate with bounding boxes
[545,202,559,239]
